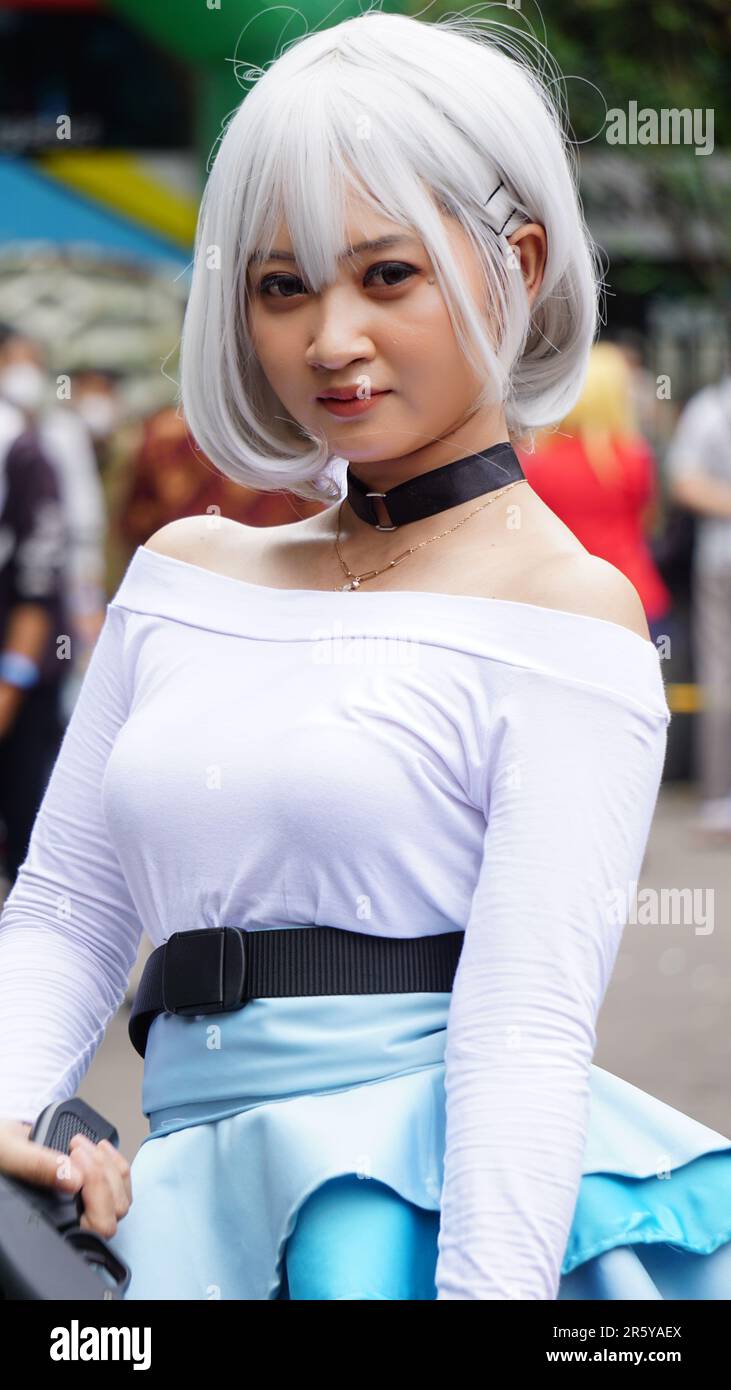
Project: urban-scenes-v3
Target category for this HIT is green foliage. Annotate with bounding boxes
[415,0,729,145]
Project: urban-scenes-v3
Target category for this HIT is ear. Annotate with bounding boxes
[506,224,548,307]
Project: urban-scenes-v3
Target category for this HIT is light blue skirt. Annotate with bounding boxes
[107,985,731,1300]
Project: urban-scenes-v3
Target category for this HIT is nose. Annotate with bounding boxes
[304,285,375,373]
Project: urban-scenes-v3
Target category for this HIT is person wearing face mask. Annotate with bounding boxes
[72,369,122,446]
[0,327,67,887]
[0,332,108,711]
[0,328,48,418]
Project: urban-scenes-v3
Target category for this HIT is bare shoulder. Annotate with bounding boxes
[143,515,255,571]
[529,551,651,641]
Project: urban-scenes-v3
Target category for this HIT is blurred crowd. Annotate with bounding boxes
[517,338,731,843]
[0,322,729,889]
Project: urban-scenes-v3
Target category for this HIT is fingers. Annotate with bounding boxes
[98,1138,133,1208]
[0,1118,84,1192]
[0,1118,134,1240]
[68,1134,132,1239]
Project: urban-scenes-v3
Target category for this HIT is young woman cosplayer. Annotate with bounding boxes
[0,11,730,1301]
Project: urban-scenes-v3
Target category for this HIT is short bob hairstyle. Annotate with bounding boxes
[179,8,602,503]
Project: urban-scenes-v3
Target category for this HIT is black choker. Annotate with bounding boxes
[345,442,526,530]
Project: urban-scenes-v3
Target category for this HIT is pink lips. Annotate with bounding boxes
[317,390,391,418]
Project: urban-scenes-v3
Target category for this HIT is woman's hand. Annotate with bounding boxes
[0,1117,133,1239]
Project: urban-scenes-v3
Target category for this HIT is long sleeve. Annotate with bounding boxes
[0,602,144,1124]
[434,659,669,1299]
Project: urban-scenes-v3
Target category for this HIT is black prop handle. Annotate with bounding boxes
[30,1098,120,1228]
[21,1098,131,1296]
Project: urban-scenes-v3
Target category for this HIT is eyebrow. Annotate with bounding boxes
[248,235,420,267]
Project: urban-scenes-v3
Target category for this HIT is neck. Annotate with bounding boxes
[338,419,516,541]
[345,416,511,496]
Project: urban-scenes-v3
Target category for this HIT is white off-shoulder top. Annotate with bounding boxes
[0,542,671,1298]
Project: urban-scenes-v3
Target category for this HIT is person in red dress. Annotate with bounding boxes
[517,341,672,641]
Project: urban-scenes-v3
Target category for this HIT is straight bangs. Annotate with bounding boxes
[179,10,603,502]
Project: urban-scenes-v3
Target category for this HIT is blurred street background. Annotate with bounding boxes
[0,0,729,1159]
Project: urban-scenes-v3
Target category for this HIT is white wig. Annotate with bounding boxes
[179,8,603,503]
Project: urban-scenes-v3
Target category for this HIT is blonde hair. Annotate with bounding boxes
[535,341,641,481]
[179,8,602,502]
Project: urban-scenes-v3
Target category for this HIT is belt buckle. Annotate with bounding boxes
[162,927,247,1018]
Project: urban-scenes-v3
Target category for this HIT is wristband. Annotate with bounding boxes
[0,651,41,690]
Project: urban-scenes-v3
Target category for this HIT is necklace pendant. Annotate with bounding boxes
[341,577,360,591]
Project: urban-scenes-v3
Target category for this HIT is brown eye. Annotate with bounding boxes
[258,274,308,299]
[257,261,418,299]
[364,262,418,288]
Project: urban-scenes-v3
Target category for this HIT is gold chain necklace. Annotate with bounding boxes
[333,479,526,590]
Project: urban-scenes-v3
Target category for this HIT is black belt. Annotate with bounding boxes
[129,925,465,1059]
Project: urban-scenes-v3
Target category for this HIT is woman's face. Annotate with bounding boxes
[245,193,543,468]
